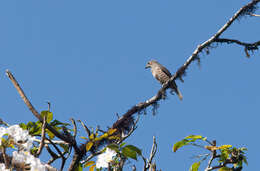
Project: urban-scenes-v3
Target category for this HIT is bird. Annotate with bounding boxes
[145,60,183,100]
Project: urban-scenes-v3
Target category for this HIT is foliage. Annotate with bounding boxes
[173,135,248,171]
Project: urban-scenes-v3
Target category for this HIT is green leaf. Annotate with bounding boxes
[30,146,38,155]
[218,167,232,171]
[189,161,200,171]
[80,136,88,140]
[185,135,203,139]
[239,147,248,152]
[41,110,53,123]
[107,128,117,135]
[59,144,69,153]
[107,144,119,153]
[46,130,55,139]
[107,136,120,140]
[218,145,232,150]
[50,119,70,127]
[75,163,83,171]
[89,133,95,140]
[98,133,109,139]
[86,141,94,152]
[185,135,205,142]
[119,142,126,148]
[83,161,95,168]
[173,139,189,152]
[19,123,27,130]
[219,149,230,163]
[124,145,142,155]
[242,156,248,165]
[122,145,138,160]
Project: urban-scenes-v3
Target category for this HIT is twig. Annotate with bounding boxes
[1,148,9,169]
[117,115,140,144]
[148,136,157,167]
[5,70,72,144]
[142,136,158,171]
[47,101,51,112]
[33,138,68,145]
[70,118,77,139]
[81,150,103,165]
[36,115,47,157]
[46,138,66,170]
[78,120,91,137]
[6,70,82,170]
[0,118,9,127]
[205,160,233,171]
[205,140,217,171]
[250,13,260,17]
[215,38,260,49]
[46,144,59,163]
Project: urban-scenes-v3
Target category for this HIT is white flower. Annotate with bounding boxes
[13,151,46,171]
[0,163,10,171]
[0,127,7,146]
[96,148,117,169]
[0,127,7,137]
[26,153,46,171]
[6,125,34,151]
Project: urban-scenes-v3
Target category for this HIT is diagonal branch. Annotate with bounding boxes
[112,0,260,131]
[5,70,72,144]
[6,70,82,170]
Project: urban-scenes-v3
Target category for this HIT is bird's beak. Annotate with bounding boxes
[145,64,150,69]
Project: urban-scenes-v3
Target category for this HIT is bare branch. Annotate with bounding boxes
[5,70,72,144]
[78,120,91,137]
[148,136,157,168]
[46,144,59,164]
[117,115,139,144]
[34,138,68,145]
[250,13,260,17]
[46,138,66,170]
[6,70,83,170]
[1,148,9,169]
[70,118,77,139]
[141,136,158,171]
[0,118,9,127]
[81,150,103,164]
[36,115,47,157]
[47,101,51,112]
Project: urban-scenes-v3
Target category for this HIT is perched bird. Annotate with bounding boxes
[145,60,183,100]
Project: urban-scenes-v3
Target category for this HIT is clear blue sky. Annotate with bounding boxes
[0,0,259,170]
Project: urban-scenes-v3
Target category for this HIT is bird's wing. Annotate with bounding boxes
[158,64,172,77]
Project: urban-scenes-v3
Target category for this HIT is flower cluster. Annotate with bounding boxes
[0,125,46,171]
[96,148,117,169]
[12,151,46,171]
[0,125,34,150]
[0,163,9,171]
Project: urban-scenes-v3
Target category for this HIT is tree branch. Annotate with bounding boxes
[5,70,72,144]
[142,136,158,171]
[6,70,82,170]
[112,0,260,134]
[36,115,47,157]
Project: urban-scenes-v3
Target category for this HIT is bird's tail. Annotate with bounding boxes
[170,82,183,101]
[175,88,183,101]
